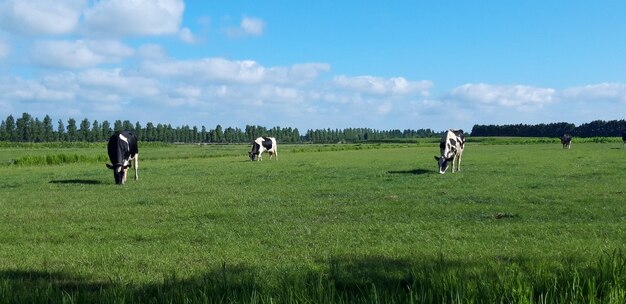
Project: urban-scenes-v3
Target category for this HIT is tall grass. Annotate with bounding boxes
[9,153,109,166]
[0,250,623,303]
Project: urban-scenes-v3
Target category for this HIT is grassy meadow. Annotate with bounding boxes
[0,139,625,303]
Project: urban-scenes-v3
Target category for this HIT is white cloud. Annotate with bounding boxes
[78,68,159,98]
[83,0,184,37]
[265,63,331,85]
[334,75,433,96]
[141,57,266,84]
[241,17,265,36]
[0,76,74,102]
[450,83,556,109]
[562,83,626,103]
[137,44,168,60]
[31,40,134,69]
[226,16,266,38]
[178,27,196,44]
[0,0,85,35]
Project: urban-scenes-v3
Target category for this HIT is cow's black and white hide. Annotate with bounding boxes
[249,137,277,161]
[106,131,139,185]
[434,129,465,174]
[560,134,572,149]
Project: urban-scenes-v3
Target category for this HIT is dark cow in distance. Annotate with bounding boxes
[434,129,465,174]
[249,136,277,161]
[106,131,139,185]
[560,134,572,149]
[622,131,626,149]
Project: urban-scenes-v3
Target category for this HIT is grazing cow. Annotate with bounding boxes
[106,131,139,185]
[434,129,465,174]
[249,136,277,161]
[622,131,626,149]
[560,134,572,149]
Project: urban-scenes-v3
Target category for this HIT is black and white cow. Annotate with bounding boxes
[249,136,277,161]
[106,131,139,185]
[622,131,626,149]
[560,134,572,149]
[434,129,465,174]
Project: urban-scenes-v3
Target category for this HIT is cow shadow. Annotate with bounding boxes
[50,179,103,185]
[387,168,431,175]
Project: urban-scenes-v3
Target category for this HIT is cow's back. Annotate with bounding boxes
[261,137,274,150]
[108,131,138,164]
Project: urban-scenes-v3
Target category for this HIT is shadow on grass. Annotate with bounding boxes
[0,251,623,303]
[387,168,431,175]
[50,179,103,185]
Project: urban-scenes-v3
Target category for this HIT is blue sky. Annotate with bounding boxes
[1,0,626,132]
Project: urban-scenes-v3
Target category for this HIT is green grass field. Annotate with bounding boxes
[0,141,625,303]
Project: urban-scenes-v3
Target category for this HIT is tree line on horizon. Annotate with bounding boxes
[3,113,624,144]
[0,113,440,144]
[470,120,626,138]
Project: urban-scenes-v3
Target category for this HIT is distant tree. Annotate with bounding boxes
[145,122,155,141]
[101,120,112,139]
[57,119,66,141]
[42,115,54,142]
[156,124,165,142]
[15,113,33,142]
[32,118,43,142]
[134,122,143,139]
[215,124,223,143]
[79,118,90,141]
[122,120,133,131]
[4,115,16,141]
[0,121,6,141]
[113,120,123,132]
[200,126,208,143]
[67,118,77,141]
[91,120,101,142]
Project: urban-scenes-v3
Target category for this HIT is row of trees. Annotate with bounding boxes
[470,120,626,137]
[0,113,441,144]
[3,113,625,144]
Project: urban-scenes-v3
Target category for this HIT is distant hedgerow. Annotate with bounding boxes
[11,154,108,166]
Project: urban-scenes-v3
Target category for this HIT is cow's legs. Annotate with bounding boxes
[122,167,128,184]
[133,154,139,180]
[456,153,462,172]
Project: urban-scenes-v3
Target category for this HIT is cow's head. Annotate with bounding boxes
[434,155,452,174]
[248,151,258,161]
[106,162,130,184]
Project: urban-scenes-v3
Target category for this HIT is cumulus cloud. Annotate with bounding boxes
[83,0,184,37]
[140,57,266,84]
[334,75,433,96]
[137,44,168,60]
[226,16,266,38]
[178,27,197,44]
[31,40,134,69]
[139,58,330,86]
[450,83,556,109]
[562,83,626,103]
[265,63,331,85]
[0,75,75,103]
[78,68,159,98]
[0,0,85,35]
[241,17,265,36]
